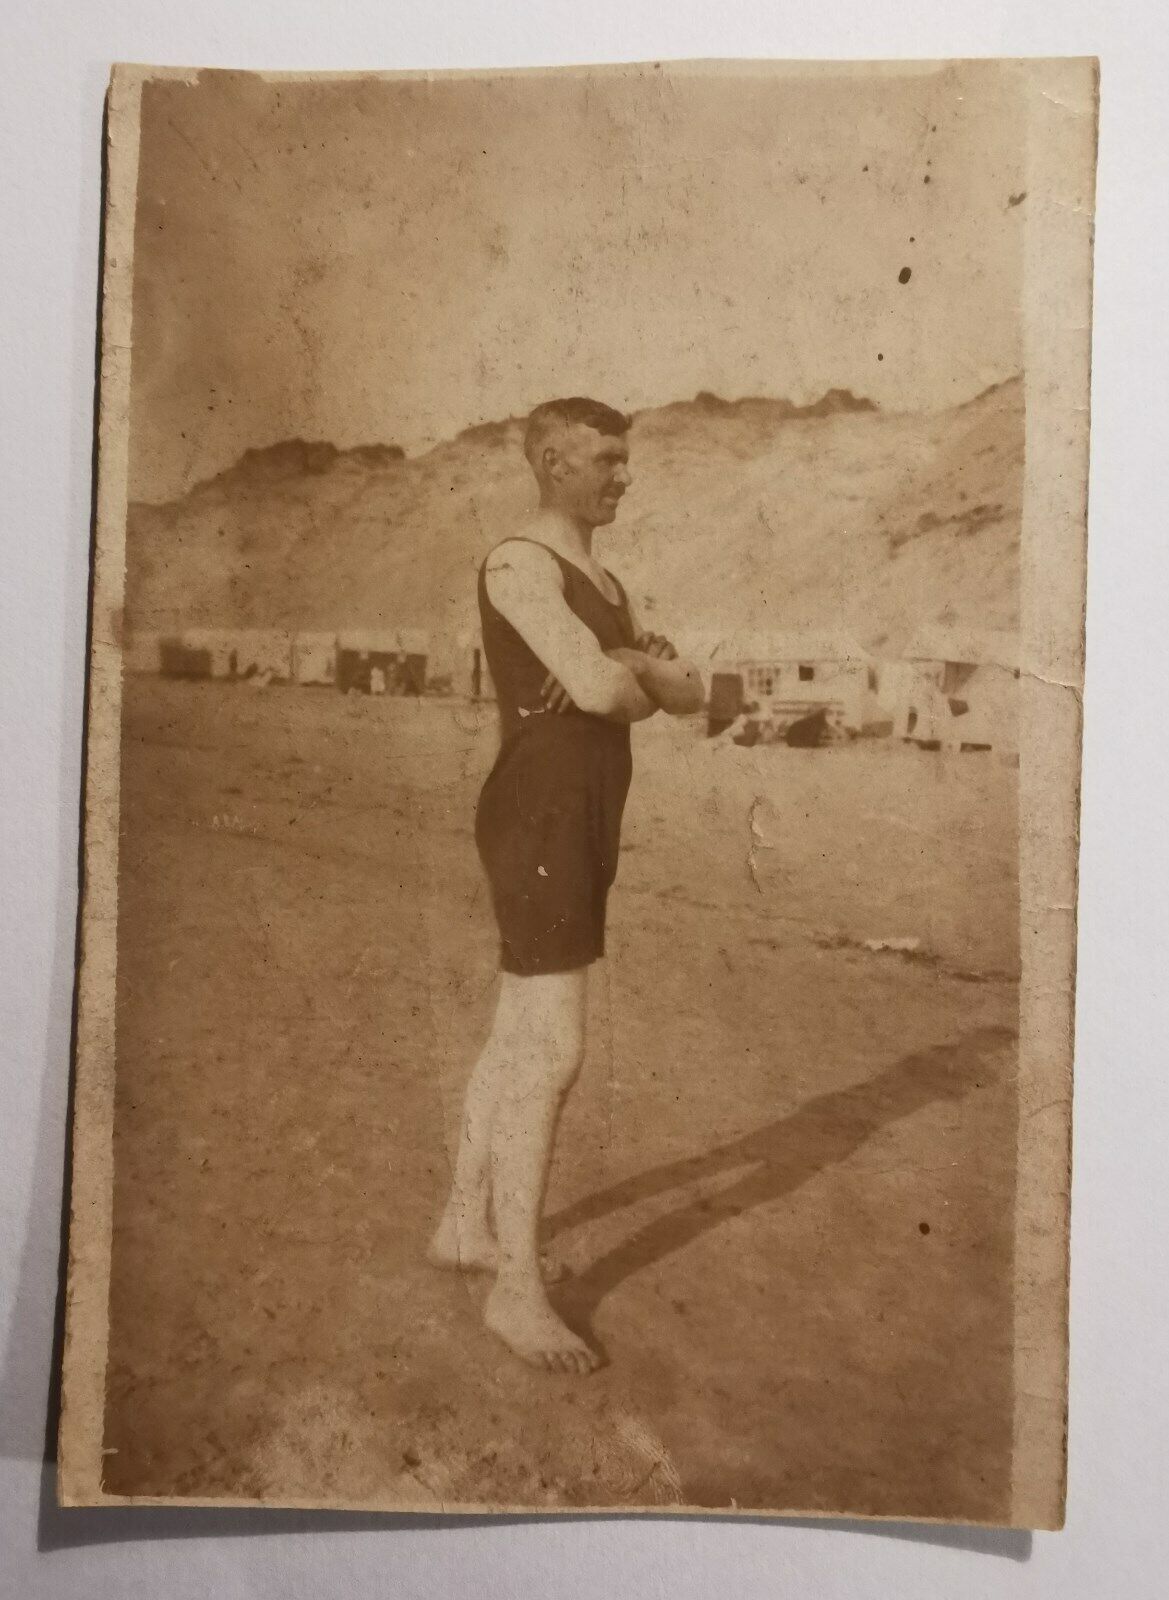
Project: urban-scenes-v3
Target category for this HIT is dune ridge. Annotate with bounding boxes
[125,378,1021,655]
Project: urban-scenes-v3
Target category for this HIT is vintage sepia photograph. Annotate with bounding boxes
[60,58,1095,1524]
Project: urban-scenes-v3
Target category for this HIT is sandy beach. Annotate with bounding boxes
[101,677,1019,1518]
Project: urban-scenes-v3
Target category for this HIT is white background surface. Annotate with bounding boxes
[2,2,1166,1595]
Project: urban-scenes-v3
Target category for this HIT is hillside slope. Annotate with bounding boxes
[125,379,1021,654]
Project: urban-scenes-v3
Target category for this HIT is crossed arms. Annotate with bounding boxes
[484,541,705,723]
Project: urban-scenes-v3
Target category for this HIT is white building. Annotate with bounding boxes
[889,626,1019,754]
[708,630,878,734]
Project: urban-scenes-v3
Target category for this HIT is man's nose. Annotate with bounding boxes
[613,464,631,488]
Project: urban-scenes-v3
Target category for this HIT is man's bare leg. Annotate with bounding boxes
[483,969,600,1374]
[428,1009,510,1272]
[429,979,570,1279]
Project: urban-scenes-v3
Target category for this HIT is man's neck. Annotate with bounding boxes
[535,503,596,562]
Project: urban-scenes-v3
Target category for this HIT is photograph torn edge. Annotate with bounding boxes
[56,57,1098,1524]
[56,64,141,1508]
[1010,53,1097,1533]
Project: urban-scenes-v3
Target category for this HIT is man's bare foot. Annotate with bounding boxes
[427,1208,567,1282]
[484,1273,600,1375]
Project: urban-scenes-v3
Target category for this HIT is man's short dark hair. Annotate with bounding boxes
[523,397,630,471]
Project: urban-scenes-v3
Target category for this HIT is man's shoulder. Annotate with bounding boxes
[484,534,564,589]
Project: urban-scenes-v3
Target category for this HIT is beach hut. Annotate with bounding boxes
[177,628,236,678]
[293,632,337,686]
[159,633,214,679]
[166,627,294,682]
[336,629,428,695]
[891,626,1019,754]
[708,630,877,738]
[398,628,429,692]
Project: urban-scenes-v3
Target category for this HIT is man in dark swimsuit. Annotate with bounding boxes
[428,397,703,1373]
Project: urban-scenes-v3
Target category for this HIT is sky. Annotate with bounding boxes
[127,61,1024,503]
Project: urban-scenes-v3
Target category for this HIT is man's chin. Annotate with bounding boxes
[597,502,621,524]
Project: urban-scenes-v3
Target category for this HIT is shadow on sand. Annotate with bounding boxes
[548,1024,1015,1331]
[36,1028,1027,1556]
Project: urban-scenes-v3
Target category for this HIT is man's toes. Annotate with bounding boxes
[554,1344,585,1375]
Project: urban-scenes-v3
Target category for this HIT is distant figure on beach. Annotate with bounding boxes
[429,397,704,1373]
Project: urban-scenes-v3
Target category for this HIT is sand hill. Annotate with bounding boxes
[125,377,1021,655]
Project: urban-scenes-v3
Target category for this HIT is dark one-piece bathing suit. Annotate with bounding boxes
[475,538,637,976]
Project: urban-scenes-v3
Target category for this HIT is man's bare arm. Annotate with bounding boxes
[618,604,706,716]
[485,542,656,721]
[607,648,705,716]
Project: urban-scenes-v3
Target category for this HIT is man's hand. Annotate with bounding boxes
[636,632,678,661]
[541,673,576,714]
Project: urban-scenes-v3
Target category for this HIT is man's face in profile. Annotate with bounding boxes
[553,424,632,528]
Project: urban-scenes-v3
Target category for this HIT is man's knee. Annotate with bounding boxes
[512,1019,585,1095]
[499,971,586,1094]
[548,1031,586,1092]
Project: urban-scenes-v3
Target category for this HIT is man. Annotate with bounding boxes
[429,397,703,1374]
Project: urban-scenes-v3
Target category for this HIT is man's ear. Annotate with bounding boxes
[542,445,563,480]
